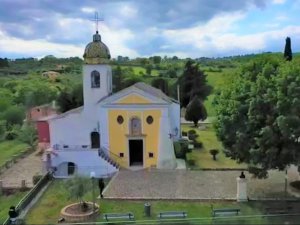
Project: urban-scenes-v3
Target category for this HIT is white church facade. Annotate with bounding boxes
[41,30,180,178]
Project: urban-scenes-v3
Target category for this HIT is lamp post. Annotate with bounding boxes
[90,171,96,212]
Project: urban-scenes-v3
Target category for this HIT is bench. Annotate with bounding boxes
[157,211,187,219]
[212,208,240,217]
[103,213,135,221]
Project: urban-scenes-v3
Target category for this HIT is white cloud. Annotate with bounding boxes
[119,5,138,19]
[81,7,96,13]
[100,24,139,58]
[272,0,286,4]
[162,12,300,57]
[0,30,83,58]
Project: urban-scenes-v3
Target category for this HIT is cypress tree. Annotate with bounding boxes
[284,37,292,61]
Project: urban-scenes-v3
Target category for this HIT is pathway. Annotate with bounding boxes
[104,168,300,200]
[0,151,43,188]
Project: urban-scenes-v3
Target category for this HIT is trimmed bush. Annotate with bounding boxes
[174,141,189,159]
[188,133,198,141]
[187,159,195,167]
[209,149,219,160]
[193,141,203,149]
[290,181,300,190]
[188,130,196,135]
[182,131,188,136]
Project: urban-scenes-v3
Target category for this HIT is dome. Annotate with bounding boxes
[83,31,111,64]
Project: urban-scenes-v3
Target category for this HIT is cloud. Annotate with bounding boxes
[0,0,295,58]
[272,0,286,4]
[161,13,300,57]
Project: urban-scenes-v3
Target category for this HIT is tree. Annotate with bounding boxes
[66,176,90,211]
[209,149,219,160]
[185,96,207,127]
[284,37,292,61]
[215,56,300,178]
[17,123,38,150]
[151,78,169,95]
[178,60,211,108]
[113,66,123,92]
[152,56,161,64]
[2,106,25,127]
[145,64,152,75]
[57,83,83,113]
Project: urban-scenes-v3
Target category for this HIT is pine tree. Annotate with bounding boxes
[284,37,292,61]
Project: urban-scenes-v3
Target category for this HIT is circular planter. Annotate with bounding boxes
[61,202,99,222]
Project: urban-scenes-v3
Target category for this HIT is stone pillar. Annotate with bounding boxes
[236,176,248,202]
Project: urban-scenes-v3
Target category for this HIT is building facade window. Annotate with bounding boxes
[130,117,142,135]
[146,116,154,124]
[91,70,100,88]
[117,115,124,124]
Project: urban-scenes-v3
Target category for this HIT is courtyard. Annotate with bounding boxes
[103,168,300,200]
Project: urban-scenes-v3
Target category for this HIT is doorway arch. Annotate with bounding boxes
[91,131,100,149]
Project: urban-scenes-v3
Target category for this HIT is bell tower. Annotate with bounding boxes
[82,25,112,110]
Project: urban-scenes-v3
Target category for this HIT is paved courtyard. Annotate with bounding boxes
[0,151,43,188]
[103,166,300,200]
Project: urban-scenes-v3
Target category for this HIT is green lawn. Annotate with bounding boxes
[182,124,246,169]
[204,68,236,116]
[25,180,269,224]
[0,191,29,224]
[0,140,28,167]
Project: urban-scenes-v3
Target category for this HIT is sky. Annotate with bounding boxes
[0,0,299,59]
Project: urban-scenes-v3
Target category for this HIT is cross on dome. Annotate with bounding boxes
[91,12,104,33]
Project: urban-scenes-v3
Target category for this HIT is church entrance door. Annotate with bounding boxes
[129,139,143,166]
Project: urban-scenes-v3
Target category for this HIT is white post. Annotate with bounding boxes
[236,174,248,202]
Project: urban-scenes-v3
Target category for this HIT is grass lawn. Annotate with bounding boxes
[182,124,247,169]
[204,68,236,116]
[0,191,29,224]
[25,180,271,224]
[0,140,28,167]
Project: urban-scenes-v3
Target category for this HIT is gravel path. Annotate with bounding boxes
[0,151,42,188]
[104,168,300,200]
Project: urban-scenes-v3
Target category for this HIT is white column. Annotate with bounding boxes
[236,177,248,202]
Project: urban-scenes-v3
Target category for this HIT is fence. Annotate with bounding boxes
[2,172,52,225]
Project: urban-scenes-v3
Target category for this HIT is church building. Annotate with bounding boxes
[39,29,180,178]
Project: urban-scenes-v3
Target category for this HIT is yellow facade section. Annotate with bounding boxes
[108,109,161,168]
[116,94,151,104]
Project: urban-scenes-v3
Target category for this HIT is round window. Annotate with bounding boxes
[117,115,124,124]
[146,116,153,124]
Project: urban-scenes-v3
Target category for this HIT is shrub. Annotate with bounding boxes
[193,141,203,149]
[290,181,300,190]
[188,133,198,141]
[174,141,189,159]
[182,131,187,136]
[188,130,196,135]
[209,149,219,160]
[32,174,43,185]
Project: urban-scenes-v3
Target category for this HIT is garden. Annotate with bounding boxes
[179,124,247,170]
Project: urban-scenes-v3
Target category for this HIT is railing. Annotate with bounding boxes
[2,172,52,225]
[99,147,128,168]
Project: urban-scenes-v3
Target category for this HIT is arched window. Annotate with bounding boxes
[130,117,142,135]
[91,70,100,88]
[91,131,100,149]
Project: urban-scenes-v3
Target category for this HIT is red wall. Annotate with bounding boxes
[37,121,50,143]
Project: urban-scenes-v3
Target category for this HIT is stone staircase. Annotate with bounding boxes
[98,147,120,169]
